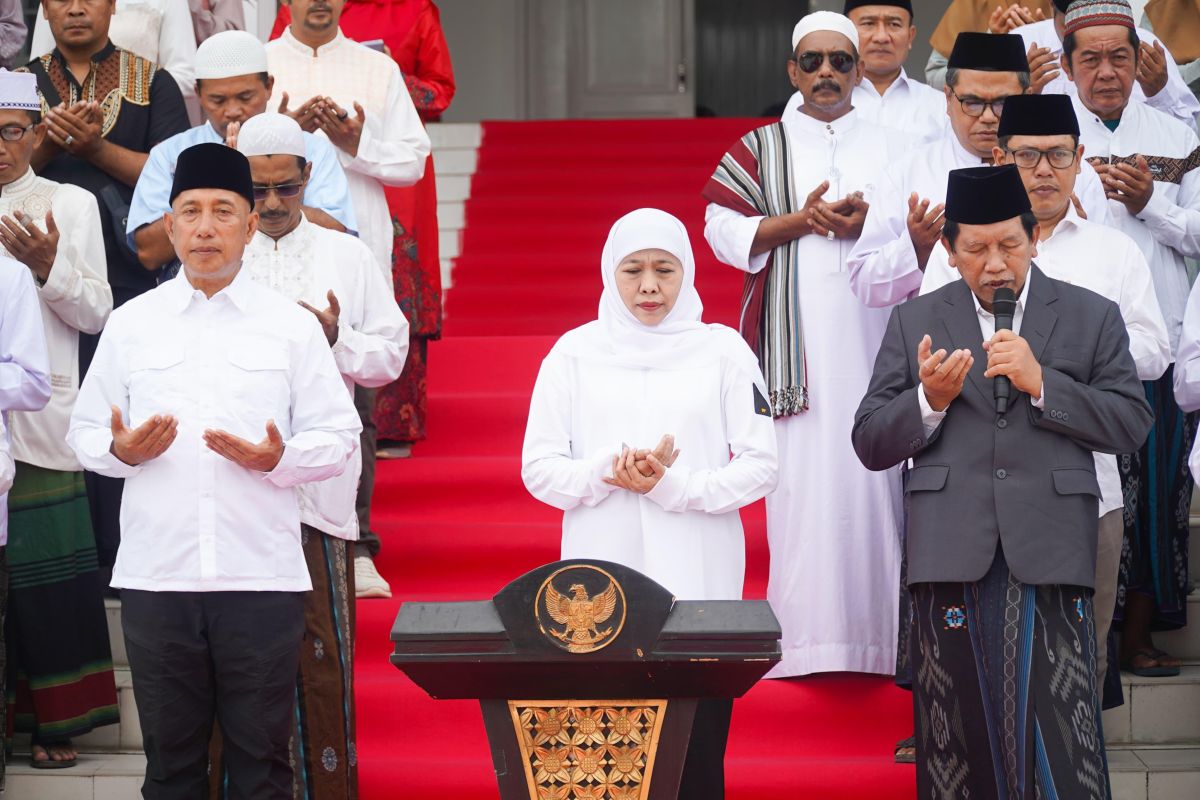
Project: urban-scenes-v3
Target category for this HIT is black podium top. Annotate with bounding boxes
[391,560,781,699]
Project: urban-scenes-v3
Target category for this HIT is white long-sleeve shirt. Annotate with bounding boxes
[1,169,112,473]
[266,28,432,283]
[1013,19,1200,127]
[846,132,1112,309]
[243,215,409,539]
[784,70,950,144]
[920,208,1170,516]
[0,415,12,497]
[1075,98,1200,355]
[33,0,200,124]
[66,268,362,592]
[1173,280,1200,412]
[522,330,779,601]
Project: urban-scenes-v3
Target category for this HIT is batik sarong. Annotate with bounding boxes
[4,464,118,743]
[211,525,358,800]
[911,547,1110,800]
[1115,367,1195,632]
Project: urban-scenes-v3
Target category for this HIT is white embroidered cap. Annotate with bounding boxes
[0,69,41,111]
[236,113,307,159]
[195,30,269,80]
[791,11,860,51]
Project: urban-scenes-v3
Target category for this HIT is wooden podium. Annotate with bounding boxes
[390,559,781,800]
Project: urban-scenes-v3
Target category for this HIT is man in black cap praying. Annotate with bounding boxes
[853,164,1152,797]
[66,142,361,799]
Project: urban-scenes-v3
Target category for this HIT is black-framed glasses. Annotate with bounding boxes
[0,124,34,143]
[951,92,1007,118]
[793,50,857,74]
[251,183,303,201]
[1007,147,1078,170]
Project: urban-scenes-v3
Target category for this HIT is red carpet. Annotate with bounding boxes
[358,119,917,798]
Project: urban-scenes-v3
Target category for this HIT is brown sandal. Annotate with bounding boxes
[1121,647,1181,678]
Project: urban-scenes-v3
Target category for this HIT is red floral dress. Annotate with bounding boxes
[272,0,455,443]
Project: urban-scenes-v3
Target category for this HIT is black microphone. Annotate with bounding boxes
[992,287,1017,415]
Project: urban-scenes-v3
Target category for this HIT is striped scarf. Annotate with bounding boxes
[703,122,808,417]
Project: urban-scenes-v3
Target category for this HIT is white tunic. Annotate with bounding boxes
[266,28,431,282]
[847,132,1112,309]
[67,269,362,592]
[522,328,778,602]
[920,207,1170,517]
[785,69,950,144]
[1013,19,1200,127]
[1074,97,1200,355]
[242,215,409,540]
[1,169,112,473]
[703,109,907,677]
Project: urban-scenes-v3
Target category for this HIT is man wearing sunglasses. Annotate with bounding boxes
[704,11,913,682]
[848,30,1111,310]
[920,93,1170,711]
[231,111,408,797]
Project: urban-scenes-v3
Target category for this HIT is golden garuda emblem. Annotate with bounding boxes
[534,565,627,654]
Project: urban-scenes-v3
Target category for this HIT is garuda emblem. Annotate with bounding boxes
[535,565,627,654]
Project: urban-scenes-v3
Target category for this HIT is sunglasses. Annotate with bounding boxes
[793,50,857,74]
[251,183,303,201]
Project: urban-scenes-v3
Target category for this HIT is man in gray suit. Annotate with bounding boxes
[853,164,1152,799]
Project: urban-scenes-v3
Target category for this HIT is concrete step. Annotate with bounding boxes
[435,174,471,202]
[1110,745,1200,800]
[439,227,461,259]
[427,121,482,150]
[433,148,477,176]
[438,200,464,229]
[1106,664,1200,746]
[4,752,146,800]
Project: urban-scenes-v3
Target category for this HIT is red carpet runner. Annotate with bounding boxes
[359,119,916,798]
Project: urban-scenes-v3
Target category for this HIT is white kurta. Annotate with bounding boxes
[265,28,431,282]
[785,69,950,144]
[1013,19,1200,127]
[920,207,1170,517]
[242,215,409,540]
[703,109,907,677]
[33,0,201,124]
[847,132,1112,309]
[1074,98,1200,355]
[522,327,778,602]
[1,169,112,473]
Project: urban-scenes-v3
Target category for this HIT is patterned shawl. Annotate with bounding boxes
[702,122,808,417]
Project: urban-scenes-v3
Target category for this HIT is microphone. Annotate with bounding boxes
[992,287,1017,415]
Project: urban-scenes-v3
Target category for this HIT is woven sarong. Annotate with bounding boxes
[4,464,118,742]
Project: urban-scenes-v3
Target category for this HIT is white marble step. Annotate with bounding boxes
[439,227,461,259]
[4,753,146,800]
[427,122,482,150]
[433,148,477,176]
[1106,664,1200,746]
[438,200,464,229]
[435,174,472,203]
[1110,746,1200,800]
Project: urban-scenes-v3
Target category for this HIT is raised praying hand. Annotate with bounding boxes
[299,290,341,346]
[203,420,286,473]
[110,406,178,466]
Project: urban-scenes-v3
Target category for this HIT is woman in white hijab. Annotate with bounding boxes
[521,208,779,799]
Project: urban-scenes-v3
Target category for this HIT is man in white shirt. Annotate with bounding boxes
[128,30,357,274]
[921,93,1170,703]
[68,143,361,799]
[1060,0,1200,680]
[703,11,912,679]
[231,112,407,794]
[848,30,1113,309]
[266,0,431,597]
[1012,0,1199,125]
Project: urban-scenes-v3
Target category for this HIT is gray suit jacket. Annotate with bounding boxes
[852,267,1153,588]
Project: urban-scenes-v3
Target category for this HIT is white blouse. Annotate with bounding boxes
[522,329,779,601]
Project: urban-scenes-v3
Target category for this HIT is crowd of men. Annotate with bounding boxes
[0,0,1197,798]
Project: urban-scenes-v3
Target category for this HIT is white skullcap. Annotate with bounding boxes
[791,11,860,51]
[236,113,307,159]
[195,30,268,80]
[0,69,40,111]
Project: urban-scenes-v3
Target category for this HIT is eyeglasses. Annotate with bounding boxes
[0,124,34,143]
[951,92,1007,118]
[1007,147,1078,170]
[251,183,303,201]
[793,50,857,74]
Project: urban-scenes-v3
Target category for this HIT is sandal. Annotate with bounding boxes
[1121,647,1181,678]
[894,734,916,764]
[30,739,77,769]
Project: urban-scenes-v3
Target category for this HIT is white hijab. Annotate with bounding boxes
[556,208,747,371]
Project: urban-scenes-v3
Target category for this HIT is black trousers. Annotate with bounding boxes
[677,698,734,800]
[353,385,381,559]
[122,590,304,800]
